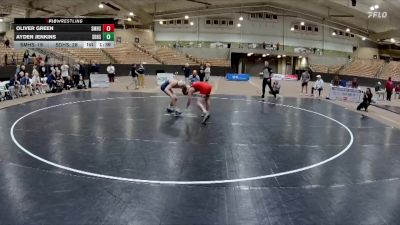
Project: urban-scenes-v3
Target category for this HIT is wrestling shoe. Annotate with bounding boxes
[202,112,210,124]
[174,109,182,116]
[200,112,206,117]
[166,107,174,113]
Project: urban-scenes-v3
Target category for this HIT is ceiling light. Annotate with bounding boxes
[374,4,379,9]
[98,3,104,8]
[159,20,163,25]
[346,28,350,32]
[332,31,336,36]
[262,54,267,57]
[0,18,3,22]
[282,55,286,57]
[266,54,270,56]
[370,6,375,10]
[190,21,194,26]
[277,55,281,58]
[300,21,305,26]
[390,38,396,43]
[247,53,253,56]
[291,27,295,31]
[362,37,366,41]
[127,17,132,21]
[237,23,241,27]
[185,15,189,19]
[129,12,134,16]
[299,56,303,58]
[239,16,244,21]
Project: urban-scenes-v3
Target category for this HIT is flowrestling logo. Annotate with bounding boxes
[368,11,388,19]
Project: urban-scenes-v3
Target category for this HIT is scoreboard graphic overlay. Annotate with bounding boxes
[14,18,115,48]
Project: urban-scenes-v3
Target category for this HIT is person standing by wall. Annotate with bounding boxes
[107,63,116,83]
[126,64,139,90]
[300,69,310,95]
[199,63,205,82]
[23,50,29,65]
[204,63,211,82]
[261,61,276,99]
[137,63,145,88]
[183,63,191,84]
[385,77,394,101]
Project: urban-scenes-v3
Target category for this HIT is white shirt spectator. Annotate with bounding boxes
[61,64,69,78]
[314,79,324,89]
[204,67,211,80]
[107,65,115,74]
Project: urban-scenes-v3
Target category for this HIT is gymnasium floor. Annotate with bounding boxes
[1,77,400,225]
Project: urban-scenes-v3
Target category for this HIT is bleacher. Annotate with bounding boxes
[104,44,160,65]
[339,59,384,78]
[199,58,231,67]
[153,47,198,65]
[0,46,24,65]
[380,61,400,81]
[47,48,110,64]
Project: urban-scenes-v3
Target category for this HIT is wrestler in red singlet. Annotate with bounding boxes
[186,82,213,124]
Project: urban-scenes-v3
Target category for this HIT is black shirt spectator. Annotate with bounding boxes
[5,39,10,48]
[183,64,191,78]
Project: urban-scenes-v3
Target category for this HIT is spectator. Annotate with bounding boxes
[199,63,205,81]
[31,52,36,65]
[54,71,64,92]
[188,70,200,85]
[136,63,145,88]
[20,73,33,96]
[20,65,26,76]
[183,63,191,84]
[5,39,10,48]
[261,61,276,99]
[88,61,99,88]
[204,63,211,82]
[23,50,29,65]
[4,53,7,66]
[395,84,400,99]
[38,61,47,77]
[72,63,81,86]
[126,64,139,90]
[44,55,49,63]
[64,76,74,90]
[311,75,324,97]
[8,75,20,99]
[31,69,45,94]
[79,60,87,87]
[300,70,310,95]
[107,63,116,83]
[332,75,340,86]
[15,64,21,76]
[11,53,16,65]
[61,63,69,82]
[351,77,359,89]
[272,80,281,95]
[276,42,280,51]
[375,81,385,100]
[47,71,57,90]
[357,88,373,112]
[385,77,394,101]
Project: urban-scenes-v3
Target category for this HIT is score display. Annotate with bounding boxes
[13,18,115,48]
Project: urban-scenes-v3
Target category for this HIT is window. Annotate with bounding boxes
[213,19,219,25]
[294,24,299,30]
[351,34,354,37]
[307,26,312,31]
[221,20,227,25]
[258,13,264,19]
[345,32,349,37]
[250,13,257,18]
[301,25,306,31]
[314,27,319,32]
[184,20,189,25]
[206,19,211,25]
[228,20,234,26]
[272,15,278,20]
[161,21,167,25]
[339,31,343,35]
[265,14,271,19]
[168,20,175,25]
[176,20,182,25]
